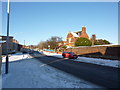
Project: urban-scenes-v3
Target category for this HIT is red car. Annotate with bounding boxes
[62,52,78,59]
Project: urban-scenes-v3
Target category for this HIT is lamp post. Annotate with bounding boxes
[5,0,10,74]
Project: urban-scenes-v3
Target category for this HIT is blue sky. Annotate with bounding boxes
[2,2,118,45]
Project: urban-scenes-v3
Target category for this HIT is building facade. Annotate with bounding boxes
[0,35,22,55]
[65,26,89,47]
[0,36,14,54]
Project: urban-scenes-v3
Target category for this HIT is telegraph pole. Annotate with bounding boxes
[24,40,25,48]
[23,40,25,57]
[5,0,10,74]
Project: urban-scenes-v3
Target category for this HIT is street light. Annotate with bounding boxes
[5,0,10,74]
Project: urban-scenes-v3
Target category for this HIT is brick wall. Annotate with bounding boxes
[66,45,120,59]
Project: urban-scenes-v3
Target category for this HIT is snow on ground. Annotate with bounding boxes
[76,57,119,68]
[2,53,32,63]
[41,51,62,58]
[41,51,119,68]
[2,53,101,88]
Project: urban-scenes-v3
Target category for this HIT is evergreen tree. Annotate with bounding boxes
[75,37,92,46]
[95,39,110,45]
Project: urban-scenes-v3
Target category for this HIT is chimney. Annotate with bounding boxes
[82,26,86,33]
[91,34,96,46]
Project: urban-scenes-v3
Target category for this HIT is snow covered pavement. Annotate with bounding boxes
[2,53,102,88]
[41,51,119,68]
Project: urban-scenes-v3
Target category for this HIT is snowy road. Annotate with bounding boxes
[30,51,119,88]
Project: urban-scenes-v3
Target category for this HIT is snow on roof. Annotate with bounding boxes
[75,31,82,33]
[71,32,79,37]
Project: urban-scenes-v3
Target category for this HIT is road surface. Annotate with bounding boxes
[30,51,119,88]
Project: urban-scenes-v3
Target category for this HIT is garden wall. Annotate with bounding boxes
[66,45,120,60]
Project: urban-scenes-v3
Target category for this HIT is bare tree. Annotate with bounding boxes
[47,36,63,50]
[38,41,48,49]
[38,36,62,50]
[38,36,63,50]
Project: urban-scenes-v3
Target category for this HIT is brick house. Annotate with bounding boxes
[58,26,89,47]
[66,26,89,47]
[0,35,22,54]
[0,35,14,54]
[13,39,19,52]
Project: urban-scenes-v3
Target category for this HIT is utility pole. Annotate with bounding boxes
[24,40,25,48]
[23,40,25,57]
[5,0,10,74]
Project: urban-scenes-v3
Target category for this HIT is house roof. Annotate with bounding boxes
[71,32,79,37]
[74,31,82,33]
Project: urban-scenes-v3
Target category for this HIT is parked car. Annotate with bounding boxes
[62,51,78,59]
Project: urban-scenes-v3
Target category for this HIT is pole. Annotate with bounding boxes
[23,40,25,57]
[5,0,10,74]
[24,40,25,47]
